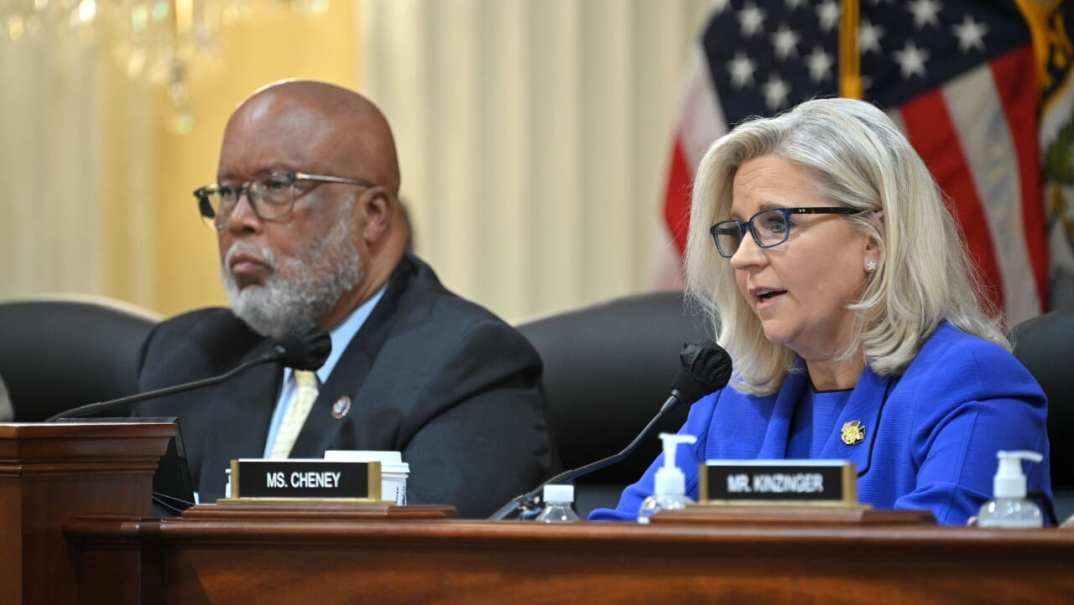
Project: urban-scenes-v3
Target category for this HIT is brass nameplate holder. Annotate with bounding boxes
[699,460,857,506]
[225,458,381,504]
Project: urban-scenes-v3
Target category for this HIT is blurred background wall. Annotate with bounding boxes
[0,0,711,323]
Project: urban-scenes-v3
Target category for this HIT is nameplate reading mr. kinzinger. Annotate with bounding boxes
[231,459,382,501]
[700,460,857,505]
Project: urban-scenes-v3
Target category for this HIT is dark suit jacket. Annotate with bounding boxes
[134,254,557,518]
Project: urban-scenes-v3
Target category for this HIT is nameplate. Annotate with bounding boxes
[230,459,381,502]
[699,460,857,505]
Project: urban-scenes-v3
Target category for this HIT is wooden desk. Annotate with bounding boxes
[67,505,1074,605]
[0,422,173,604]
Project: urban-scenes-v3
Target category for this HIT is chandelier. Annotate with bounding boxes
[2,1,331,131]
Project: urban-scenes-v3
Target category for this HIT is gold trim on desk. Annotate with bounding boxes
[216,497,382,506]
[698,500,869,508]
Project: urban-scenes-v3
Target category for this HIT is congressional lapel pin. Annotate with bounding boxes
[841,420,866,446]
[331,396,352,419]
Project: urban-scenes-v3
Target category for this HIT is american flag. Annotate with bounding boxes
[663,0,1074,326]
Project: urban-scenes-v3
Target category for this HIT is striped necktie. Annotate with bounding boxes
[269,370,320,459]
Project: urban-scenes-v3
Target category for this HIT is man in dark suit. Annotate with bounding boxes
[134,80,556,518]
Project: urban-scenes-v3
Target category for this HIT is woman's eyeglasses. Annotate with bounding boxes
[709,207,863,258]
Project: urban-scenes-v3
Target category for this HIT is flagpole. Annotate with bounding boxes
[839,0,863,99]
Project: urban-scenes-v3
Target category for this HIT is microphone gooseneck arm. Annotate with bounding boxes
[489,389,686,521]
[46,330,332,423]
[45,351,284,422]
[489,341,732,521]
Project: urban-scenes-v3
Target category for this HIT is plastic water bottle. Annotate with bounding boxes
[637,433,697,524]
[535,484,580,522]
[977,450,1044,528]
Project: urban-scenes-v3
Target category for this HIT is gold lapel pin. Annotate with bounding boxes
[841,420,866,446]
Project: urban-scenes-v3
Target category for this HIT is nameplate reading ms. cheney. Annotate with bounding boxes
[699,460,857,505]
[230,459,382,501]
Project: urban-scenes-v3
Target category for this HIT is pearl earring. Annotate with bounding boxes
[865,260,878,273]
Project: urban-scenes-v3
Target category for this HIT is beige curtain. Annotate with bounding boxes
[0,22,156,307]
[360,0,712,322]
[0,4,358,316]
[2,1,713,322]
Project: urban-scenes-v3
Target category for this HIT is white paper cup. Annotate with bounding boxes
[324,450,410,505]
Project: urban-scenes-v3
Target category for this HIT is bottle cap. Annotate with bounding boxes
[653,432,697,497]
[542,484,574,504]
[993,450,1043,499]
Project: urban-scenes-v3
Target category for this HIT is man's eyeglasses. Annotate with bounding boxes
[193,171,377,224]
[709,207,863,258]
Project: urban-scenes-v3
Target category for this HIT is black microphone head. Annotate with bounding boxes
[273,331,332,371]
[670,341,733,405]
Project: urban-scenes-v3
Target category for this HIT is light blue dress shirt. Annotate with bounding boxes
[262,286,387,457]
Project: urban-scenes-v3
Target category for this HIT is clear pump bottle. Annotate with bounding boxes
[536,484,580,522]
[637,433,697,524]
[977,450,1044,528]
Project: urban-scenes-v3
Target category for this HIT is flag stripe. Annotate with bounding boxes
[990,46,1049,310]
[678,44,727,169]
[942,52,1039,323]
[898,90,1005,313]
[663,136,693,255]
[664,44,728,256]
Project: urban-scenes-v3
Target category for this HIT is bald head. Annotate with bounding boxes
[215,80,409,335]
[221,80,400,194]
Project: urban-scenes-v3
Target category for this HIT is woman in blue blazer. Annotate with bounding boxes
[591,98,1050,525]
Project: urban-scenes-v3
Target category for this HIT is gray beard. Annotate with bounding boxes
[221,214,362,341]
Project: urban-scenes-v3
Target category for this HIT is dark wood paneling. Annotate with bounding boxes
[67,507,1074,605]
[0,422,174,604]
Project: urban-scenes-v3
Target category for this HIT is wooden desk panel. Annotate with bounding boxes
[0,422,173,605]
[67,509,1074,605]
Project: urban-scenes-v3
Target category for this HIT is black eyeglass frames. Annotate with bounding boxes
[709,207,863,258]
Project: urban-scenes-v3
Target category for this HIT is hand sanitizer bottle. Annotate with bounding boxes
[977,450,1044,528]
[535,484,581,523]
[637,433,697,524]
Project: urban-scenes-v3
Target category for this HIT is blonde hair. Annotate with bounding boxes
[684,98,1006,395]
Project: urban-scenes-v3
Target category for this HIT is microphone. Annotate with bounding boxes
[489,341,732,520]
[658,342,734,415]
[45,330,332,422]
[273,330,333,371]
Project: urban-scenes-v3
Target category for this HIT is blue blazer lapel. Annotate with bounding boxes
[756,370,809,459]
[816,366,892,476]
